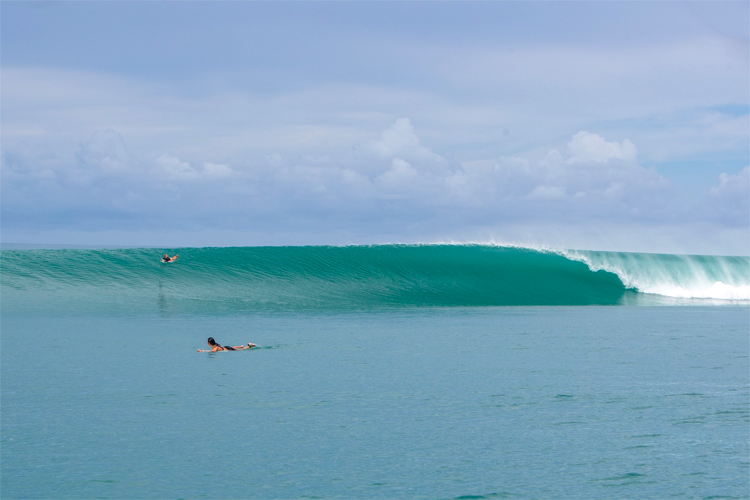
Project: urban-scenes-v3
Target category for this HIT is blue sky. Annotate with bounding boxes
[2,1,748,254]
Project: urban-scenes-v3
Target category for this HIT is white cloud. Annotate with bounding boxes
[566,131,637,164]
[340,168,371,190]
[527,185,567,200]
[203,162,233,177]
[155,154,198,180]
[447,156,534,204]
[538,149,564,168]
[0,122,744,254]
[1,141,61,181]
[702,166,750,226]
[366,118,448,167]
[709,165,749,197]
[377,158,419,191]
[2,52,745,173]
[75,129,131,176]
[445,131,664,210]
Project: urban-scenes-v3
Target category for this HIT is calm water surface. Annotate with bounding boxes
[2,307,748,499]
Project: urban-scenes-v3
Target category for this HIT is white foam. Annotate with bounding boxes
[640,282,750,300]
[559,249,750,302]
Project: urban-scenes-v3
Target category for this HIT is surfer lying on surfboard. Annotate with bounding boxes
[162,254,179,262]
[198,337,257,352]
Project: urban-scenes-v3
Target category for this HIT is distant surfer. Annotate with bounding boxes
[162,254,179,263]
[198,337,256,352]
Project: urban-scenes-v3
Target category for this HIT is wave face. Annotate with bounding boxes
[1,245,748,314]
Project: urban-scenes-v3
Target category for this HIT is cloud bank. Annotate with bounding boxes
[3,120,746,254]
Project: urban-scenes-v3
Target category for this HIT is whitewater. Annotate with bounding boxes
[557,248,749,301]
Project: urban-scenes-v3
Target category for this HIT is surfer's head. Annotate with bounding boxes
[207,337,217,346]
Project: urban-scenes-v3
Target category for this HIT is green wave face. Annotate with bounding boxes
[2,245,631,313]
[2,245,747,314]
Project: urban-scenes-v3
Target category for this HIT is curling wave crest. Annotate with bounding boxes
[560,249,749,301]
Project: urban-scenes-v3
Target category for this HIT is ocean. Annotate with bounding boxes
[1,244,748,499]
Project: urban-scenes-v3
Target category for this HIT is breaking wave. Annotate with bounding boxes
[2,244,747,314]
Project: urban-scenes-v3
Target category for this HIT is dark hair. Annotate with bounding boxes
[207,337,217,346]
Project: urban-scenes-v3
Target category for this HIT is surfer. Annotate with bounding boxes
[162,254,179,263]
[198,337,257,352]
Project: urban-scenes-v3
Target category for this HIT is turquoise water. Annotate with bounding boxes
[2,245,749,499]
[3,245,749,313]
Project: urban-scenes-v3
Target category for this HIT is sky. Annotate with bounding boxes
[1,1,748,254]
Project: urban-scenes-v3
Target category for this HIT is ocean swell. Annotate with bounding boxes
[1,244,748,314]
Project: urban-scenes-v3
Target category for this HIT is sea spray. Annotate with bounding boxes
[559,249,750,300]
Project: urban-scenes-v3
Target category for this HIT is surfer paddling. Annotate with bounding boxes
[198,337,257,352]
[162,254,179,263]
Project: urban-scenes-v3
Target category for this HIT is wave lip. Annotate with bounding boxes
[560,249,750,302]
